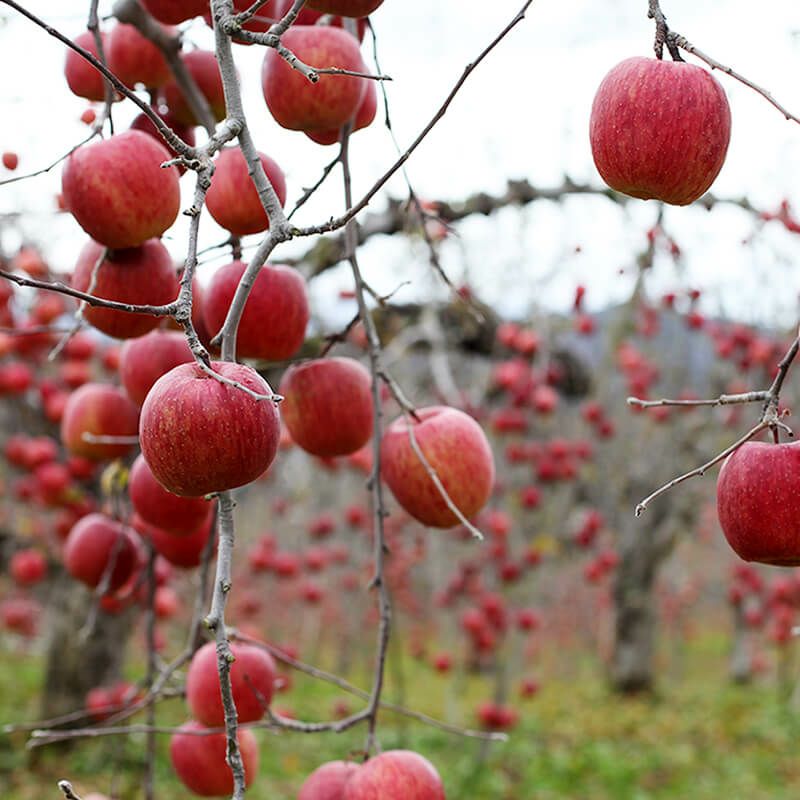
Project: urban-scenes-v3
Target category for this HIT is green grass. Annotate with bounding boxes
[2,639,800,799]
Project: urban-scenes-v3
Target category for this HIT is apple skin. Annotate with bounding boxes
[65,31,108,102]
[203,262,309,361]
[305,0,384,15]
[299,760,359,800]
[107,22,171,89]
[139,361,280,496]
[71,239,179,340]
[717,441,800,565]
[161,50,226,126]
[140,0,208,24]
[261,26,368,132]
[169,720,259,797]
[205,148,287,236]
[279,357,373,457]
[381,406,495,528]
[119,330,194,407]
[589,57,731,206]
[129,454,212,536]
[186,641,277,726]
[343,750,445,800]
[135,513,215,568]
[62,131,181,249]
[63,513,139,591]
[60,382,140,461]
[306,79,377,146]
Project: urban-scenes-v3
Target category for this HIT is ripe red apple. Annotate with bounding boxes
[129,454,212,535]
[205,148,287,236]
[130,109,197,174]
[305,79,378,146]
[381,406,495,528]
[590,57,731,205]
[139,361,280,496]
[203,262,309,361]
[299,760,359,800]
[107,22,171,89]
[64,31,109,101]
[10,548,47,586]
[186,641,277,726]
[279,357,372,457]
[305,0,383,15]
[161,50,226,126]
[274,0,368,36]
[261,26,368,132]
[63,513,139,591]
[119,330,194,406]
[62,131,181,249]
[135,513,215,568]
[343,750,445,800]
[717,441,800,564]
[140,0,208,24]
[71,239,179,340]
[169,720,259,797]
[60,382,140,461]
[2,151,19,171]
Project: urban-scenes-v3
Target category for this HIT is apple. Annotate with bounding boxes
[169,720,259,797]
[140,0,208,24]
[130,109,197,174]
[274,0,368,37]
[10,548,47,586]
[717,441,800,564]
[139,361,280,496]
[60,382,140,461]
[305,0,384,15]
[305,79,377,146]
[261,26,368,132]
[279,357,372,457]
[63,513,139,591]
[71,239,179,340]
[205,147,287,236]
[161,50,226,126]
[129,454,212,535]
[62,131,181,249]
[186,640,277,726]
[203,262,309,361]
[107,22,172,89]
[589,57,731,205]
[64,31,109,101]
[381,406,495,528]
[299,760,359,800]
[343,750,445,800]
[119,330,194,406]
[135,513,215,569]
[2,151,19,171]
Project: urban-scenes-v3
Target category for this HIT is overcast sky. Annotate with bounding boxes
[1,0,799,327]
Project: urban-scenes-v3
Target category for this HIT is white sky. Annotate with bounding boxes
[1,0,800,327]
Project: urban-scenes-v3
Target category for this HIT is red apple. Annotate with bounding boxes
[140,0,208,24]
[60,382,140,461]
[135,514,215,568]
[305,78,377,145]
[279,357,372,457]
[64,31,109,101]
[2,151,19,171]
[63,513,139,591]
[590,57,731,205]
[119,330,194,406]
[299,760,359,800]
[186,641,277,726]
[129,454,212,535]
[107,22,172,89]
[130,109,197,174]
[169,720,259,797]
[205,147,287,236]
[343,750,445,800]
[62,131,181,249]
[717,441,800,565]
[305,0,383,15]
[139,361,280,496]
[203,262,309,361]
[10,549,47,586]
[261,26,368,132]
[71,239,179,340]
[381,406,495,528]
[161,50,226,126]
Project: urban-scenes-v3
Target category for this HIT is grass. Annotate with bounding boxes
[2,634,800,799]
